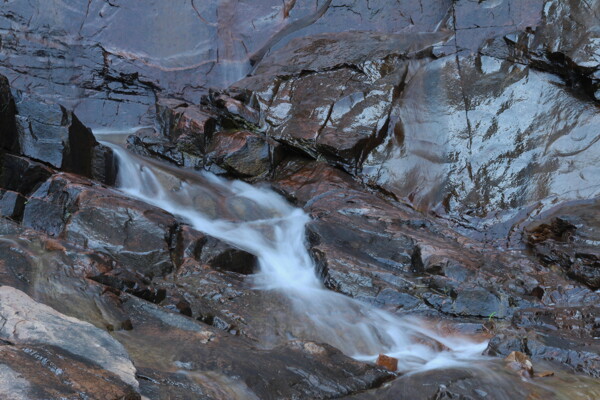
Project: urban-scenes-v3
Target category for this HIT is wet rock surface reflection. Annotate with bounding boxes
[0,0,600,399]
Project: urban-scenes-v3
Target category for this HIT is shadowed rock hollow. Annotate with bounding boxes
[1,0,600,399]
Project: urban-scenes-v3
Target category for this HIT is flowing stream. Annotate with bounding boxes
[103,136,487,373]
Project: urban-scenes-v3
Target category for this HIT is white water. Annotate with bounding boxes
[107,142,488,373]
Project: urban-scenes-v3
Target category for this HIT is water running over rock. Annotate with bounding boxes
[106,140,487,373]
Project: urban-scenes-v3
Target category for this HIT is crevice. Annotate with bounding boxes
[78,0,93,37]
[581,0,600,22]
[315,102,334,142]
[450,3,474,176]
[191,0,217,26]
[248,0,333,68]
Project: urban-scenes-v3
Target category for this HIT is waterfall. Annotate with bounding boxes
[106,142,488,373]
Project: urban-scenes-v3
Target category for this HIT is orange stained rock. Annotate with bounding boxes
[376,354,398,372]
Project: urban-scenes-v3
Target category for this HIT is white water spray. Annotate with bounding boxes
[107,141,487,373]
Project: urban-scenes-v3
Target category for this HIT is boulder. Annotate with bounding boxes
[0,228,131,331]
[0,286,138,388]
[205,130,280,178]
[0,344,140,400]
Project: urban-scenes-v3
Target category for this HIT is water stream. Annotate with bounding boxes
[101,136,488,374]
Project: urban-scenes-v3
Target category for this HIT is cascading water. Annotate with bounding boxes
[105,139,488,373]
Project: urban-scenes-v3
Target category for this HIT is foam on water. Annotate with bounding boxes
[107,142,488,373]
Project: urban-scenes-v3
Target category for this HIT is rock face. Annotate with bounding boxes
[0,76,115,184]
[1,0,600,399]
[0,0,454,128]
[362,55,600,221]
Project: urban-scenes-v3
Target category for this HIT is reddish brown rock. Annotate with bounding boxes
[376,354,398,372]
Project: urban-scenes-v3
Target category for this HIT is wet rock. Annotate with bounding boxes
[490,0,600,101]
[0,190,25,221]
[452,0,544,51]
[376,354,398,372]
[210,92,261,127]
[273,158,537,320]
[362,53,600,224]
[125,134,189,168]
[65,187,180,279]
[0,216,20,235]
[0,75,114,184]
[20,174,88,236]
[205,130,279,178]
[504,351,534,378]
[0,0,455,128]
[513,306,600,341]
[14,172,180,277]
[198,236,257,275]
[0,231,131,331]
[0,344,140,400]
[0,286,138,388]
[115,296,392,400]
[0,75,18,151]
[526,199,600,289]
[428,287,509,319]
[156,97,218,155]
[3,0,600,395]
[13,172,178,277]
[485,327,600,378]
[235,32,450,171]
[0,154,53,196]
[345,365,559,400]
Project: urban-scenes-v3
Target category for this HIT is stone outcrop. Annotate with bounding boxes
[0,76,115,184]
[1,0,600,398]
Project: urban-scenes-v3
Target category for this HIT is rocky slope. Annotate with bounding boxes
[0,0,600,399]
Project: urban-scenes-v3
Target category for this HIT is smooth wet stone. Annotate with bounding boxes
[0,344,140,400]
[343,362,591,400]
[15,172,177,277]
[206,130,277,178]
[8,87,113,181]
[2,0,600,397]
[272,158,545,321]
[65,188,179,278]
[0,286,138,388]
[362,53,600,225]
[234,31,451,171]
[530,0,600,100]
[452,0,544,51]
[115,296,392,400]
[0,76,114,184]
[0,230,131,332]
[156,97,217,154]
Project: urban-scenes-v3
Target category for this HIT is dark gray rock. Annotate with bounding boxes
[0,190,25,221]
[0,76,114,184]
[526,198,600,289]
